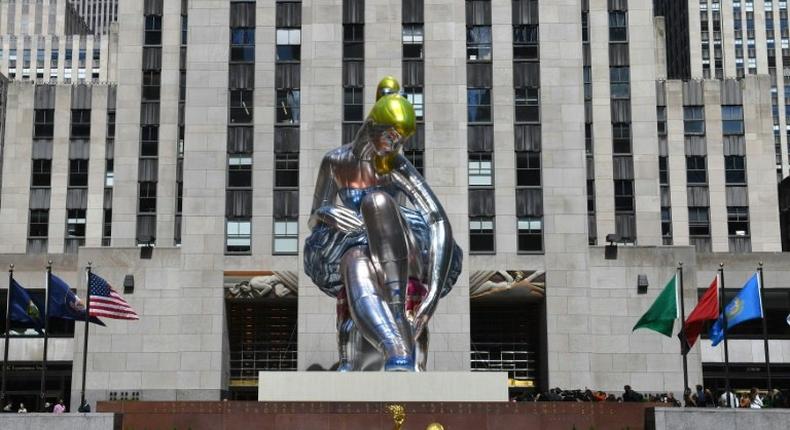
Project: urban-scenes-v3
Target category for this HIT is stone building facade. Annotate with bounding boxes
[0,0,788,405]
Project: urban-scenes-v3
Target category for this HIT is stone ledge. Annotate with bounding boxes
[258,371,509,402]
[649,407,790,430]
[0,413,118,430]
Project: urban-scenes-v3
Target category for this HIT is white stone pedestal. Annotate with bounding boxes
[258,371,509,402]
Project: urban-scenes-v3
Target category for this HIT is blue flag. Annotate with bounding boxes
[710,273,763,346]
[9,279,44,331]
[48,274,104,326]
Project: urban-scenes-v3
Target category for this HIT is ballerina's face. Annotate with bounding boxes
[369,126,403,156]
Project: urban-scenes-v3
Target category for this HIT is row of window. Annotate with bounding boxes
[469,217,543,253]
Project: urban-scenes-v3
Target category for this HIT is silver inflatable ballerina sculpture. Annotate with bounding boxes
[304,77,462,371]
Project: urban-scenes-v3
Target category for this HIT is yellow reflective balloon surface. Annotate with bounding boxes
[368,94,416,139]
[376,75,401,100]
[425,423,445,430]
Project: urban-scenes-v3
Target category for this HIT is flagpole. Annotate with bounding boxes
[40,261,51,406]
[757,262,772,392]
[678,263,689,393]
[1,264,13,405]
[719,263,733,407]
[80,262,92,407]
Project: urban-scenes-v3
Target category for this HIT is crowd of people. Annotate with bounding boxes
[1,399,68,414]
[513,385,789,408]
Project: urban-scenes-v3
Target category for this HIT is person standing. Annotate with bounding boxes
[749,388,763,409]
[52,399,66,414]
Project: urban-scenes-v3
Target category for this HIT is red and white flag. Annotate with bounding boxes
[88,273,139,320]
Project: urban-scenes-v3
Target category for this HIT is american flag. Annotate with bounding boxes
[88,273,139,320]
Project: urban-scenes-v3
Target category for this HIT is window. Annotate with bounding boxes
[517,217,543,252]
[230,89,254,124]
[722,105,744,135]
[71,109,91,138]
[343,24,364,59]
[34,109,55,138]
[661,207,672,238]
[228,156,252,188]
[609,67,630,99]
[69,159,89,187]
[66,209,86,238]
[141,125,159,156]
[404,150,424,175]
[226,219,251,253]
[468,153,493,186]
[273,219,298,254]
[107,111,116,138]
[587,179,595,212]
[466,26,492,61]
[230,28,255,62]
[609,11,628,42]
[403,25,424,59]
[516,151,541,187]
[686,156,707,184]
[724,155,746,184]
[105,159,114,187]
[688,207,710,236]
[612,123,631,154]
[657,106,667,135]
[684,106,705,134]
[727,206,750,236]
[614,180,634,212]
[32,159,52,187]
[513,25,539,61]
[50,49,58,68]
[138,182,157,213]
[275,153,299,188]
[276,89,300,124]
[181,14,188,45]
[403,87,424,120]
[276,28,301,62]
[142,70,161,101]
[29,210,49,238]
[103,209,112,242]
[658,156,668,185]
[467,88,491,123]
[515,88,539,123]
[469,217,495,253]
[343,87,364,122]
[583,66,592,100]
[144,15,162,45]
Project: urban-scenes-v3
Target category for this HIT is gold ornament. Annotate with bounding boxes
[387,404,406,430]
[425,424,445,430]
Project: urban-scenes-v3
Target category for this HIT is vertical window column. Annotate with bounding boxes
[514,0,542,253]
[466,0,494,253]
[28,85,55,253]
[273,0,302,255]
[175,0,188,246]
[342,0,364,144]
[102,88,116,246]
[136,2,162,246]
[403,0,425,175]
[582,1,595,245]
[721,91,751,252]
[700,1,711,79]
[66,88,91,254]
[226,1,256,255]
[608,3,635,243]
[683,92,711,252]
[657,83,672,245]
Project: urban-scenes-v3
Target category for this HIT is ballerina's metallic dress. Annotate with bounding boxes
[303,90,462,371]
